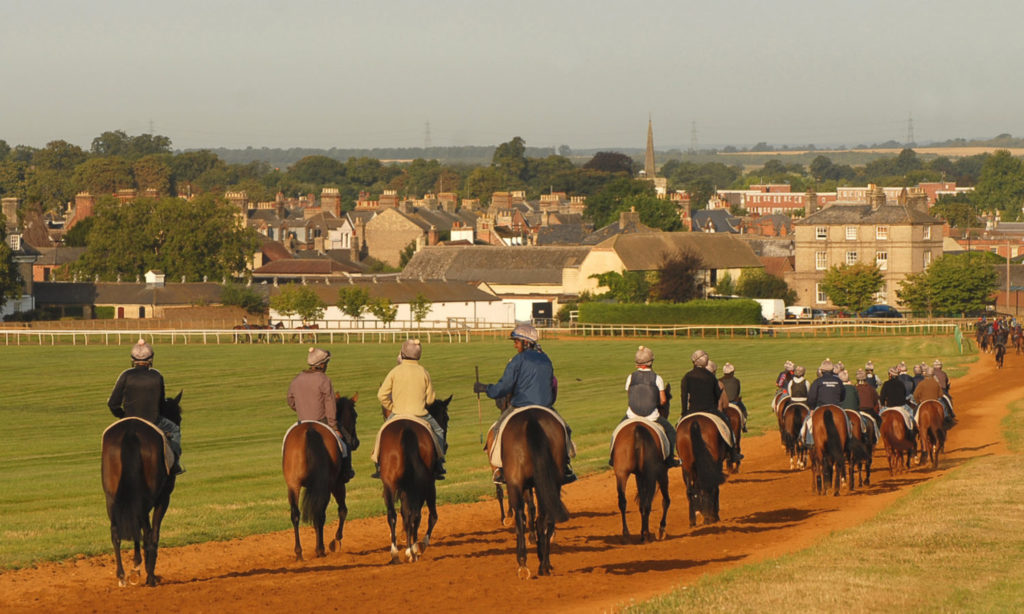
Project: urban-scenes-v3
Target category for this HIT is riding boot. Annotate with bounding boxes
[342,455,355,482]
[730,446,744,464]
[434,460,446,480]
[172,461,185,475]
[492,467,505,485]
[666,456,682,468]
[370,463,381,479]
[562,458,577,484]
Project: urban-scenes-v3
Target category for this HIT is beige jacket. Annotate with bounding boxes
[377,359,435,418]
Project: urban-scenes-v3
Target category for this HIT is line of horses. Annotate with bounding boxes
[232,322,320,344]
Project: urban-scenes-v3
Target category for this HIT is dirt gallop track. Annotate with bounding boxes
[3,356,1014,613]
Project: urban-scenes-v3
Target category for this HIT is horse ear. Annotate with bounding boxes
[444,394,453,405]
[352,392,359,403]
[175,390,183,403]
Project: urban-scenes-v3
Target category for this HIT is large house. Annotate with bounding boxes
[790,185,944,307]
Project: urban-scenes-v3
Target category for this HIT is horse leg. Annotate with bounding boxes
[384,487,400,564]
[496,484,508,527]
[525,488,537,546]
[418,486,438,556]
[682,472,697,528]
[656,470,670,540]
[329,483,347,553]
[510,487,530,580]
[288,488,303,561]
[402,491,422,562]
[536,511,555,577]
[615,471,630,541]
[109,522,127,587]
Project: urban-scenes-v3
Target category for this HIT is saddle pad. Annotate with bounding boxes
[728,403,747,430]
[782,401,809,423]
[370,415,444,464]
[282,420,347,459]
[609,417,670,460]
[772,391,790,415]
[881,406,915,431]
[675,412,734,447]
[103,417,174,475]
[857,410,881,440]
[489,405,574,468]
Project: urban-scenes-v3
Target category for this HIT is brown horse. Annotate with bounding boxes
[880,408,917,476]
[843,409,876,487]
[724,404,744,474]
[611,421,671,543]
[486,428,535,532]
[780,401,809,470]
[808,405,848,496]
[101,391,182,587]
[675,414,728,527]
[499,408,570,579]
[915,399,947,469]
[1014,328,1024,355]
[995,342,1006,368]
[378,396,451,563]
[772,391,791,443]
[282,393,359,560]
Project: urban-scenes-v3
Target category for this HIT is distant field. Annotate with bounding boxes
[720,146,1024,158]
[0,335,964,568]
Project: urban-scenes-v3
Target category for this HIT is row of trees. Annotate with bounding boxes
[268,285,433,326]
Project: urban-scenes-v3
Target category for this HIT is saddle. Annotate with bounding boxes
[283,420,348,459]
[881,406,916,431]
[103,417,175,475]
[489,405,574,468]
[370,415,444,464]
[799,406,854,445]
[856,410,881,440]
[609,417,671,460]
[675,412,735,447]
[772,391,790,415]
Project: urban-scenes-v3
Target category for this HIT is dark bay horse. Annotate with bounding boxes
[282,393,359,560]
[843,409,876,487]
[995,342,1006,368]
[611,420,671,543]
[780,401,809,470]
[809,405,848,496]
[724,404,744,474]
[675,414,728,527]
[101,391,182,587]
[379,395,451,563]
[915,399,947,469]
[880,408,917,476]
[500,407,570,579]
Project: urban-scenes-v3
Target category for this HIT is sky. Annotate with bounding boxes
[2,0,1023,152]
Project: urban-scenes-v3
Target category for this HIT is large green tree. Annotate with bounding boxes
[72,157,134,195]
[590,270,652,303]
[651,249,705,303]
[973,149,1024,221]
[585,177,680,230]
[492,136,527,181]
[819,263,884,314]
[270,285,326,324]
[896,253,998,316]
[736,269,797,304]
[337,286,370,320]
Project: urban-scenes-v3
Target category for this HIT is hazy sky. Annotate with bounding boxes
[3,0,1023,151]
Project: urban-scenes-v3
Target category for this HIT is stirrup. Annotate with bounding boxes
[172,462,185,476]
[370,465,381,479]
[562,466,577,485]
[492,468,505,485]
[667,457,682,468]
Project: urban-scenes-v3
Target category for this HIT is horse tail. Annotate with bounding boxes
[823,410,845,472]
[400,427,430,511]
[526,417,569,524]
[780,408,797,451]
[112,425,150,540]
[633,425,661,507]
[847,428,870,462]
[299,428,332,524]
[689,419,726,491]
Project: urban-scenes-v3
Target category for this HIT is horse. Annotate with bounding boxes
[995,342,1006,368]
[780,401,809,470]
[282,393,359,561]
[808,405,848,496]
[1013,328,1024,355]
[487,428,536,533]
[724,403,744,474]
[915,399,947,469]
[880,408,917,476]
[772,391,791,442]
[843,409,876,487]
[611,420,671,543]
[378,395,451,563]
[499,407,570,579]
[675,414,729,527]
[100,391,183,587]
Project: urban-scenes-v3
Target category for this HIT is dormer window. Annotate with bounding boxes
[815,226,827,240]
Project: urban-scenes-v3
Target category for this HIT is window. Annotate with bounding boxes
[923,225,931,240]
[6,234,20,251]
[845,226,857,240]
[876,251,888,271]
[815,226,827,240]
[815,251,827,270]
[924,250,932,268]
[876,225,889,240]
[846,251,858,265]
[815,283,827,304]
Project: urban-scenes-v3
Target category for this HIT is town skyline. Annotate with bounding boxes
[3,1,1024,152]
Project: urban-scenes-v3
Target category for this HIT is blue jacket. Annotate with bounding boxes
[808,372,845,408]
[486,349,556,408]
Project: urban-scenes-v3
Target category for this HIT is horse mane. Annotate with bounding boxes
[160,391,183,426]
[334,394,359,450]
[633,425,662,507]
[426,394,452,433]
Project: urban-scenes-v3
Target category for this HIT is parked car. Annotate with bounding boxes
[810,309,828,319]
[859,305,903,318]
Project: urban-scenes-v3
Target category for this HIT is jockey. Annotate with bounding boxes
[864,361,880,389]
[930,360,957,426]
[681,350,741,464]
[896,361,915,401]
[912,366,943,406]
[719,362,748,432]
[775,360,795,390]
[855,368,880,422]
[879,366,910,414]
[799,358,844,445]
[787,365,809,402]
[475,323,576,485]
[375,339,446,480]
[108,339,184,475]
[612,345,680,467]
[838,370,859,411]
[287,347,354,482]
[912,363,925,388]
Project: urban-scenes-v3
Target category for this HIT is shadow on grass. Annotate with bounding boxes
[576,554,745,575]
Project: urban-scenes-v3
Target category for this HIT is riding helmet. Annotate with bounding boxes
[130,338,154,362]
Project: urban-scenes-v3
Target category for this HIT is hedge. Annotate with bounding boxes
[577,299,762,325]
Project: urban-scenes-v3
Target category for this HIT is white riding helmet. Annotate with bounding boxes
[130,338,154,362]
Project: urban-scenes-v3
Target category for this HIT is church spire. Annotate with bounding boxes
[644,116,656,179]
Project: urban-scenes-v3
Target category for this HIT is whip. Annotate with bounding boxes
[475,365,484,444]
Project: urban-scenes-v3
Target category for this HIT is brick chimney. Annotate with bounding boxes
[867,184,886,211]
[804,188,818,216]
[619,206,641,229]
[1,196,19,232]
[427,224,439,246]
[66,193,95,231]
[321,187,342,217]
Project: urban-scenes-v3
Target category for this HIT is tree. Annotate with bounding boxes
[651,249,705,303]
[133,154,173,195]
[72,157,134,195]
[492,136,527,181]
[33,140,87,172]
[409,293,432,324]
[270,285,325,324]
[221,283,267,314]
[337,286,370,320]
[736,269,797,304]
[715,272,736,296]
[463,166,510,203]
[584,177,658,228]
[931,193,980,229]
[367,297,398,327]
[819,263,884,314]
[289,155,346,185]
[973,150,1024,221]
[398,241,417,268]
[582,151,634,174]
[589,270,651,303]
[896,253,998,316]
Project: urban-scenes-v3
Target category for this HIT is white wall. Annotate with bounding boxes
[270,299,515,329]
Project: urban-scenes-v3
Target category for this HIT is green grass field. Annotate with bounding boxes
[0,335,965,569]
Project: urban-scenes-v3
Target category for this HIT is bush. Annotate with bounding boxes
[577,299,761,325]
[95,306,115,319]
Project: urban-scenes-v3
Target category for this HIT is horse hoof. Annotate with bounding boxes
[329,540,339,553]
[502,517,513,528]
[517,566,531,580]
[117,577,127,588]
[128,567,142,586]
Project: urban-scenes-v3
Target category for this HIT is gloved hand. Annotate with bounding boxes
[473,382,488,394]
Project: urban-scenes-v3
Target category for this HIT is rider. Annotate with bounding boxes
[879,366,910,411]
[719,362,748,432]
[801,358,845,444]
[838,370,859,411]
[896,361,916,402]
[287,347,354,482]
[475,323,576,485]
[930,359,957,427]
[912,365,943,406]
[912,363,925,388]
[787,366,809,403]
[864,361,880,389]
[680,350,742,464]
[855,368,880,422]
[375,339,446,480]
[775,360,795,390]
[613,345,680,468]
[108,339,184,475]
